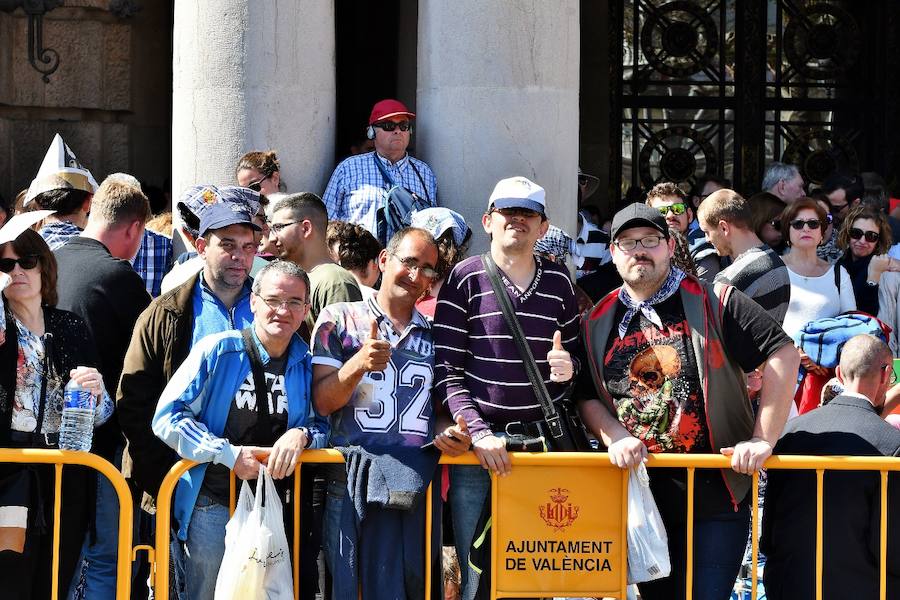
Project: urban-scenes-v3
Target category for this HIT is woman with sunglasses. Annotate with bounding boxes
[836,204,899,317]
[235,150,284,197]
[0,228,113,599]
[781,198,856,392]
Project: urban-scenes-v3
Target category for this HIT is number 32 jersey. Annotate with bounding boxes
[311,297,435,448]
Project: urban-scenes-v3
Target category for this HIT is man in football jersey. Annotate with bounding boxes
[311,226,469,592]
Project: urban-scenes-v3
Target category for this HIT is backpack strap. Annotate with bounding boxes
[833,264,841,294]
[241,327,271,445]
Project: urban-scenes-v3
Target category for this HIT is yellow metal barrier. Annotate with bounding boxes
[147,451,900,600]
[0,448,134,600]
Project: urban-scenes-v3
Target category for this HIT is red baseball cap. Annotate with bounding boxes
[369,99,415,125]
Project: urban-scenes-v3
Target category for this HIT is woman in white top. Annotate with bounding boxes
[781,198,856,374]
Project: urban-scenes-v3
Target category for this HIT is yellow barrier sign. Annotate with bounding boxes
[494,464,627,597]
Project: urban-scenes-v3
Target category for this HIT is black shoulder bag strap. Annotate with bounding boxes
[480,253,565,440]
[241,327,271,446]
[407,159,431,204]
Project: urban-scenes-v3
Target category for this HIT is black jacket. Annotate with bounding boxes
[761,394,900,600]
[54,236,151,460]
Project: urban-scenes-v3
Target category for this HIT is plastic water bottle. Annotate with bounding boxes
[59,380,95,451]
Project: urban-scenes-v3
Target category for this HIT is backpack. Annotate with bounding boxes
[373,154,431,245]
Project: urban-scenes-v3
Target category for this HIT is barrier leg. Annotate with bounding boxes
[815,469,824,600]
[880,470,888,600]
[52,463,63,600]
[685,467,695,600]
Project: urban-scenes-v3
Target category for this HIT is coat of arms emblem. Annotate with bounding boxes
[539,487,579,531]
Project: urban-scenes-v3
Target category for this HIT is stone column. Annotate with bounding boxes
[416,1,580,253]
[172,0,335,214]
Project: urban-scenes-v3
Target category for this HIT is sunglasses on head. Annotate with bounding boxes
[374,121,412,132]
[849,228,880,243]
[789,219,822,231]
[0,255,39,273]
[656,202,687,217]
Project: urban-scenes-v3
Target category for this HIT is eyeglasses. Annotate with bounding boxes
[882,364,898,385]
[655,203,687,217]
[613,235,665,251]
[390,253,438,279]
[490,207,542,219]
[254,293,308,312]
[374,121,412,132]
[270,221,299,235]
[789,219,822,231]
[849,228,880,243]
[246,173,271,192]
[0,255,39,273]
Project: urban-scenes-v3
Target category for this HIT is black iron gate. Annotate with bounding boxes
[608,0,900,200]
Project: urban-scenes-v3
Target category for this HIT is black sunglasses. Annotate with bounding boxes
[0,255,39,273]
[247,172,271,192]
[789,219,822,231]
[849,228,880,243]
[374,121,412,132]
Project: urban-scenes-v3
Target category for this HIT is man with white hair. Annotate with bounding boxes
[762,162,805,204]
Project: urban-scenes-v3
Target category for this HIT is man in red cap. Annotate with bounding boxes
[323,98,437,242]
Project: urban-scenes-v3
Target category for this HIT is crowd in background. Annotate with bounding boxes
[0,97,899,600]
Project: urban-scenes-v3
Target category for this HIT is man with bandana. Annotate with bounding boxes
[578,203,799,600]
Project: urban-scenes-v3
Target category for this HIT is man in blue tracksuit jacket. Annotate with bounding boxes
[153,260,328,600]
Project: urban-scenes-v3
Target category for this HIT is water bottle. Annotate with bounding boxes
[59,379,95,451]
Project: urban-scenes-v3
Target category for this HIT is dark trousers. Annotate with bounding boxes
[0,465,90,600]
[638,499,750,600]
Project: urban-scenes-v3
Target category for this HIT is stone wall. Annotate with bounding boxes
[0,2,171,206]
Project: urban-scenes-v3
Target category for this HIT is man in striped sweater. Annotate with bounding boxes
[433,176,580,599]
[697,189,791,325]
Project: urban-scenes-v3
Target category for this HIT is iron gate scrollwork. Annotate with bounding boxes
[612,0,892,201]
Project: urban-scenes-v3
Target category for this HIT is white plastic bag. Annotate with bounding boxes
[214,465,294,600]
[626,463,671,584]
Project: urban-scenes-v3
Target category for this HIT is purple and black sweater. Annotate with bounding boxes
[433,254,581,442]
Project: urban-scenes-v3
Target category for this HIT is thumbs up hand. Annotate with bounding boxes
[433,414,472,456]
[547,330,574,383]
[354,318,392,373]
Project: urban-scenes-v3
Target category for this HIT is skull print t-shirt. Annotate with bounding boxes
[603,294,709,454]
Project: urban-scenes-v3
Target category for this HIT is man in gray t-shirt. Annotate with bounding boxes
[699,189,791,325]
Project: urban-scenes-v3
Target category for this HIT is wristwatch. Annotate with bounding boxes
[866,280,879,287]
[298,426,313,448]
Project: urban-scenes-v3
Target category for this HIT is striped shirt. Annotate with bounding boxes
[714,245,791,325]
[433,255,580,441]
[322,151,437,236]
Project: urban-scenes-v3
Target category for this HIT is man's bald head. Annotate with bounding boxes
[839,335,891,381]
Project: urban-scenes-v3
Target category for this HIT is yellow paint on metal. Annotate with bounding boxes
[0,449,135,600]
[31,448,896,600]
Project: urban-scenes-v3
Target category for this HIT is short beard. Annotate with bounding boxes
[618,261,670,295]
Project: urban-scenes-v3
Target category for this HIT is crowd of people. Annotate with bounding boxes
[0,98,898,600]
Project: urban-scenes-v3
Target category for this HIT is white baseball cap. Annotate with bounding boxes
[487,176,546,214]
